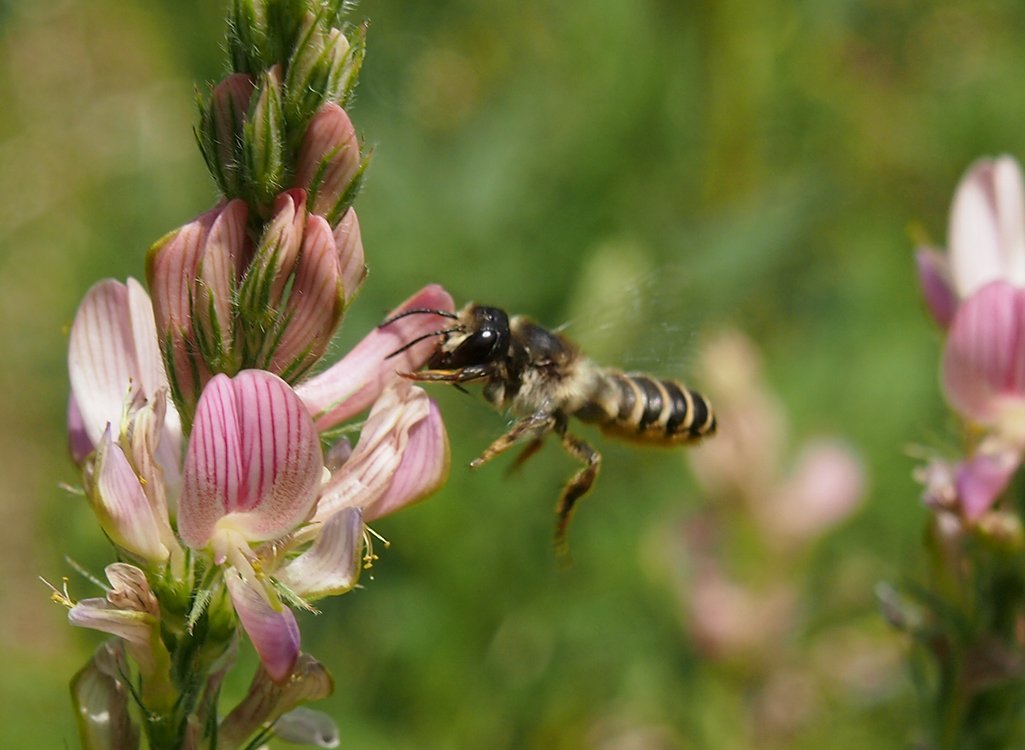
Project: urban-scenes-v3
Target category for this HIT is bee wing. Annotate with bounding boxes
[559,251,708,378]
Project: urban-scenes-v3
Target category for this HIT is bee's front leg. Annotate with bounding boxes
[469,411,557,469]
[400,365,491,383]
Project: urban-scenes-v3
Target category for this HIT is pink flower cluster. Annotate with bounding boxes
[68,279,452,681]
[916,156,1025,520]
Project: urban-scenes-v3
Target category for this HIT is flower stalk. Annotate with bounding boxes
[58,2,453,747]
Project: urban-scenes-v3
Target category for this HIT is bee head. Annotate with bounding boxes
[430,304,510,368]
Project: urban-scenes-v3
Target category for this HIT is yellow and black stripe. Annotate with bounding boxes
[597,371,716,444]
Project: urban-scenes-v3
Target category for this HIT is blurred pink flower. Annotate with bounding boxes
[760,440,865,545]
[916,155,1025,328]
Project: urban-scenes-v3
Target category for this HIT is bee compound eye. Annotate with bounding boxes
[451,328,504,366]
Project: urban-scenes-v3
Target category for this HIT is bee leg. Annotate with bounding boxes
[469,412,556,469]
[553,431,602,558]
[506,438,546,476]
[401,365,490,383]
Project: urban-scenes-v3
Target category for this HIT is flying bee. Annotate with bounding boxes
[380,302,717,554]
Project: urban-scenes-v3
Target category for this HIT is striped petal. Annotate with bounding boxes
[949,156,1025,296]
[276,508,363,600]
[224,566,300,683]
[297,284,455,430]
[943,281,1025,424]
[68,279,167,450]
[364,396,449,521]
[179,371,323,550]
[334,208,366,301]
[90,426,170,564]
[271,214,344,379]
[313,382,448,522]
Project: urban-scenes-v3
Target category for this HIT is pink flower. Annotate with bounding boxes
[916,156,1025,328]
[917,156,1025,519]
[179,368,449,681]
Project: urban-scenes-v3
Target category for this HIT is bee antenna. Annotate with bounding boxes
[379,308,459,328]
[385,326,462,360]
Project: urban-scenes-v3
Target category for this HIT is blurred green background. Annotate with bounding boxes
[2,0,1024,746]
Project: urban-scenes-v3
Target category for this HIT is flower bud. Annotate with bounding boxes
[148,200,249,424]
[70,642,139,749]
[294,103,366,223]
[285,13,352,126]
[198,74,256,197]
[243,66,287,208]
[219,653,334,748]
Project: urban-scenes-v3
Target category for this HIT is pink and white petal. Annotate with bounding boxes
[957,450,1019,521]
[993,156,1025,286]
[225,567,300,683]
[364,397,449,521]
[93,427,169,564]
[271,215,343,376]
[334,208,366,302]
[68,599,156,659]
[297,284,455,431]
[126,278,166,401]
[69,280,140,447]
[949,160,1007,297]
[223,371,323,538]
[915,247,958,329]
[68,393,93,464]
[179,374,244,548]
[181,371,323,549]
[276,508,363,600]
[196,199,248,349]
[313,382,434,521]
[943,281,1025,424]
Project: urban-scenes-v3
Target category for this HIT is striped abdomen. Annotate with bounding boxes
[574,370,716,445]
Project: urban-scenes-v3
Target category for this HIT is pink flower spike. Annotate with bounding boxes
[224,566,300,683]
[68,278,169,451]
[313,381,448,522]
[91,427,171,564]
[957,450,1019,521]
[943,281,1025,425]
[915,247,957,329]
[276,508,364,600]
[179,371,323,552]
[297,284,455,431]
[334,208,367,301]
[295,103,360,219]
[949,156,1025,297]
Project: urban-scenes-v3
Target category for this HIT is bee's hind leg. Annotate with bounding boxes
[553,430,602,558]
[469,411,556,470]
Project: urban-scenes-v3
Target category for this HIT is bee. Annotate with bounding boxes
[380,302,716,553]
